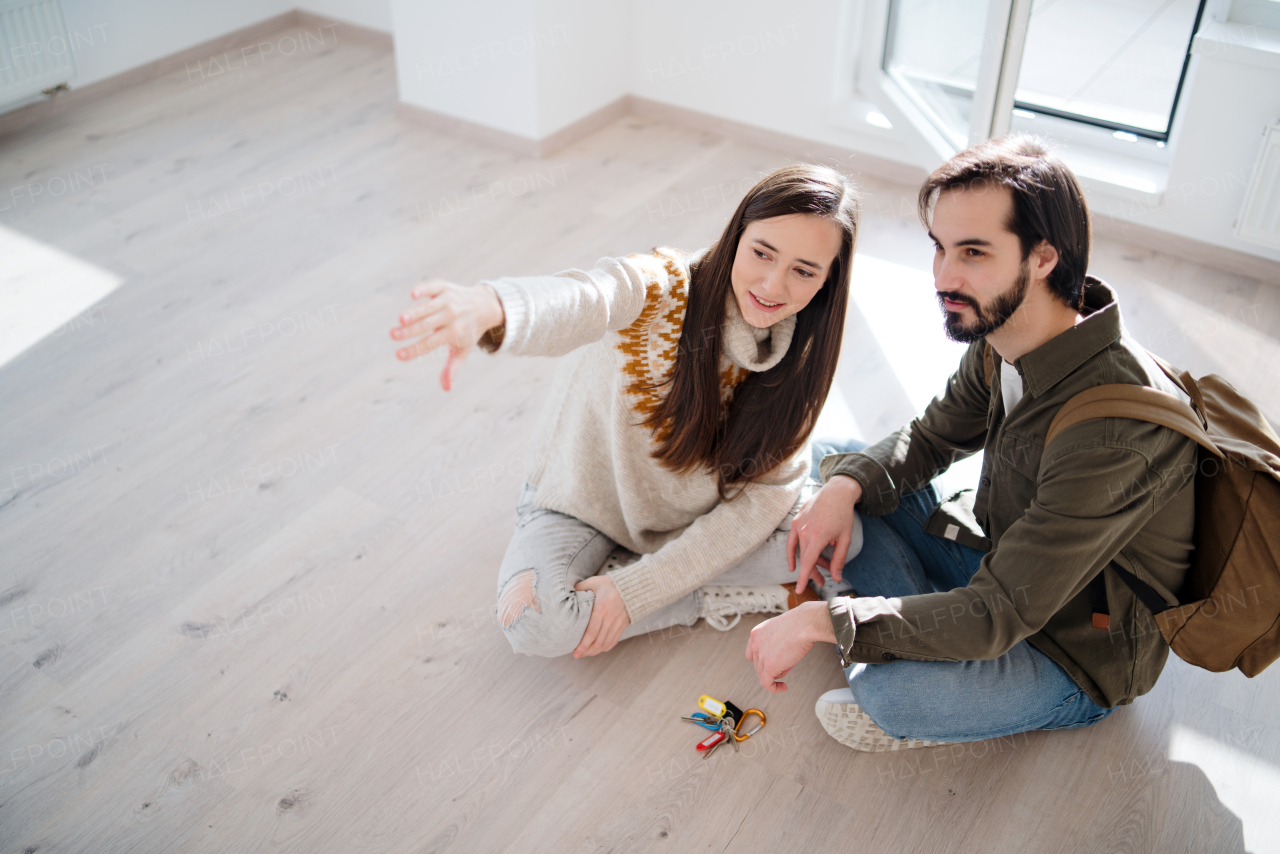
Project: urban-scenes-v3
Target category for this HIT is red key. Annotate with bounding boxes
[696,731,726,751]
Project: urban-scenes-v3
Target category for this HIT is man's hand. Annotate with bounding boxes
[391,279,505,391]
[787,475,863,595]
[745,601,837,692]
[572,575,631,658]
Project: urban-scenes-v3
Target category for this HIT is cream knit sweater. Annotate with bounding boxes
[480,247,811,623]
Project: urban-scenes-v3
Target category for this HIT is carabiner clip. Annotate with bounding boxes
[733,708,766,742]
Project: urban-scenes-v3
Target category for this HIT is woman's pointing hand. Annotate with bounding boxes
[391,279,505,391]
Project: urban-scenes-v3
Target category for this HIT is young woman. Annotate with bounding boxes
[391,164,862,659]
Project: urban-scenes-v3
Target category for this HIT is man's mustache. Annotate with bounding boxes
[936,290,977,311]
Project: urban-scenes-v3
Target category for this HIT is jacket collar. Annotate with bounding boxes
[1013,276,1123,398]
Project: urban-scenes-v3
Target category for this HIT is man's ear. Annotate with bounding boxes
[1032,239,1059,284]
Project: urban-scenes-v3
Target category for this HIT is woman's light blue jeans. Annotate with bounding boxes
[811,438,1116,744]
[495,452,848,658]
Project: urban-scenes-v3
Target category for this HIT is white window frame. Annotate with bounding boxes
[837,0,1197,201]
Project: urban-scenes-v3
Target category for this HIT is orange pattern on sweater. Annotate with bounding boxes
[614,249,753,431]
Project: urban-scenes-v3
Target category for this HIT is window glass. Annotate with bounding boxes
[1014,0,1206,137]
[882,0,990,150]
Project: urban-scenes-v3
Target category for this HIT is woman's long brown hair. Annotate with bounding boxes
[643,164,861,499]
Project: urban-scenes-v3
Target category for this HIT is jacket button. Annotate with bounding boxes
[980,477,991,487]
[882,652,896,661]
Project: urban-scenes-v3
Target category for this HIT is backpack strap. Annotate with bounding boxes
[1088,573,1110,629]
[1089,563,1175,631]
[1044,384,1222,457]
[1046,382,1214,630]
[1145,350,1211,424]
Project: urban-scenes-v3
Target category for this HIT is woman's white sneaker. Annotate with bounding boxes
[814,688,950,752]
[697,583,821,631]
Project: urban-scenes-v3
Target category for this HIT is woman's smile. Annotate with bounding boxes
[750,291,785,312]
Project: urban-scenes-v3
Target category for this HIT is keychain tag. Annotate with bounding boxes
[696,731,726,751]
[698,695,727,717]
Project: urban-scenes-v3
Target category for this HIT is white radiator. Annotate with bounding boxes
[0,0,76,109]
[1236,122,1280,253]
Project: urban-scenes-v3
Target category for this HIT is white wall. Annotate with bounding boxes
[390,0,629,141]
[628,0,924,165]
[1120,44,1280,262]
[57,0,389,90]
[534,0,629,136]
[298,0,392,34]
[61,0,292,88]
[390,0,540,138]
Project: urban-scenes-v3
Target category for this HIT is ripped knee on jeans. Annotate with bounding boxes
[497,568,542,628]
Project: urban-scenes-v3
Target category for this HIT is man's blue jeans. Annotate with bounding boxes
[810,438,1115,743]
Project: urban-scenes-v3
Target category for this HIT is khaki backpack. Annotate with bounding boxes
[1043,353,1280,677]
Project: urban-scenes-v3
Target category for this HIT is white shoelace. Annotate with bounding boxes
[702,601,743,631]
[699,586,788,631]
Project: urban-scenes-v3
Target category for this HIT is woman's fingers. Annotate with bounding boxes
[572,578,609,657]
[573,610,601,658]
[391,312,450,346]
[410,278,453,300]
[395,329,449,361]
[569,576,629,657]
[396,296,452,333]
[599,617,624,655]
[441,347,469,391]
[582,613,619,657]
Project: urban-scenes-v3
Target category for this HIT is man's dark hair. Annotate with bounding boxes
[918,134,1091,310]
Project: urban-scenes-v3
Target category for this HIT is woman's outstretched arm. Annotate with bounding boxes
[391,253,674,389]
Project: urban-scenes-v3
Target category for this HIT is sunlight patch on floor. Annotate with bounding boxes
[1168,724,1280,853]
[0,225,122,369]
[815,383,863,445]
[849,254,983,494]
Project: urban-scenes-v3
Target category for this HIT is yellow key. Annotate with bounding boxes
[698,695,727,718]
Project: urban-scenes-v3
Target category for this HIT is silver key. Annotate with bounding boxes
[701,733,726,759]
[722,719,740,753]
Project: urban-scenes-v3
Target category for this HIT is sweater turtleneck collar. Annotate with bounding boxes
[721,289,796,372]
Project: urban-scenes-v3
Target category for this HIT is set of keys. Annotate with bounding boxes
[680,694,766,759]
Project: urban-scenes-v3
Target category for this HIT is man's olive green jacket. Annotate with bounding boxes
[820,279,1195,709]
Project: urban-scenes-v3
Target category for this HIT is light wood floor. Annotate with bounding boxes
[2,19,1278,854]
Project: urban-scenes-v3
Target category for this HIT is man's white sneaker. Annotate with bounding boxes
[697,583,821,631]
[814,688,950,752]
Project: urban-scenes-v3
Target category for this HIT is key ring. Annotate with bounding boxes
[733,709,766,742]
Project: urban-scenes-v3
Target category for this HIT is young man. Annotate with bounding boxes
[745,135,1197,751]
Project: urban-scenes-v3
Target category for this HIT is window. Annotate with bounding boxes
[1014,0,1207,140]
[881,0,990,151]
[881,0,1209,149]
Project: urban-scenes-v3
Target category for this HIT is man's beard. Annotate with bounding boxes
[937,261,1031,343]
